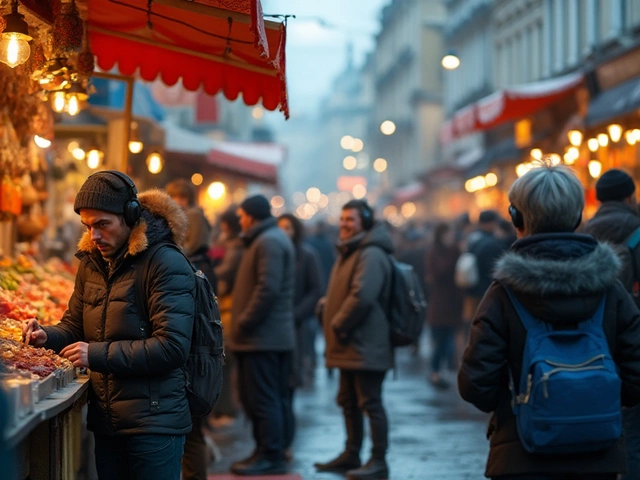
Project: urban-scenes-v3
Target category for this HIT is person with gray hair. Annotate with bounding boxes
[458,162,640,479]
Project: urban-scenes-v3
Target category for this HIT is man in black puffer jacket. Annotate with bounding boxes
[23,171,195,480]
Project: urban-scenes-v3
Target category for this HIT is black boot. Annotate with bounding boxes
[230,455,287,476]
[346,457,389,480]
[314,451,361,473]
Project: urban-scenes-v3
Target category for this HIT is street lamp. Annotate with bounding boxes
[441,50,460,70]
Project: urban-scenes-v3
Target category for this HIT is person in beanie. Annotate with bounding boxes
[314,199,394,480]
[459,162,640,479]
[229,195,296,476]
[582,168,640,480]
[23,170,195,479]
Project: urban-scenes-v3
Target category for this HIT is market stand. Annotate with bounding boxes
[0,1,289,478]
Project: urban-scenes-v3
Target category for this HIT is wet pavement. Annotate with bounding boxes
[206,340,490,480]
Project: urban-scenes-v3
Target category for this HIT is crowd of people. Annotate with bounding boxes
[12,161,640,480]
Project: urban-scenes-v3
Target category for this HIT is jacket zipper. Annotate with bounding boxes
[102,276,113,433]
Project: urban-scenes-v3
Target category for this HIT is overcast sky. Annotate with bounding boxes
[263,0,389,117]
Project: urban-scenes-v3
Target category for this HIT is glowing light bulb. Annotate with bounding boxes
[146,152,163,174]
[587,138,599,152]
[588,160,602,179]
[608,124,622,143]
[380,121,396,136]
[0,34,31,68]
[530,148,542,160]
[191,173,203,186]
[208,182,226,200]
[72,148,85,161]
[128,141,144,154]
[67,95,79,116]
[373,158,387,173]
[568,130,583,147]
[33,135,51,148]
[598,133,609,147]
[52,91,66,113]
[87,149,102,169]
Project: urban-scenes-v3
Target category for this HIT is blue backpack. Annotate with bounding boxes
[503,286,622,454]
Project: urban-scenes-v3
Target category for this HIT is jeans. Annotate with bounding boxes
[94,433,186,480]
[182,416,207,480]
[493,475,617,480]
[622,402,640,480]
[430,326,456,373]
[236,351,294,461]
[337,370,388,459]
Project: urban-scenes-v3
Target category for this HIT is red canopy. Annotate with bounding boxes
[85,0,289,118]
[441,72,583,144]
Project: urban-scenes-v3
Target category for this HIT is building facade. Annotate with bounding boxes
[372,0,446,188]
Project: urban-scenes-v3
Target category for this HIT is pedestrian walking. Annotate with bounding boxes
[166,178,218,479]
[426,222,463,389]
[23,171,195,480]
[581,168,640,480]
[278,213,324,389]
[228,195,296,476]
[314,199,393,480]
[458,162,640,480]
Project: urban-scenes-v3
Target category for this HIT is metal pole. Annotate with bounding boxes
[92,71,134,173]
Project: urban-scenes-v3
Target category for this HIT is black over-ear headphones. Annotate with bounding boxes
[92,170,142,227]
[359,201,374,230]
[509,204,582,232]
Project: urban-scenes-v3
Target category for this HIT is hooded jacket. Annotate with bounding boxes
[458,233,640,478]
[322,223,394,371]
[582,201,640,296]
[43,190,195,436]
[229,217,296,352]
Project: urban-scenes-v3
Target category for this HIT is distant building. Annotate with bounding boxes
[372,0,447,189]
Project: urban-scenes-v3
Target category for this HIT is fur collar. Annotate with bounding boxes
[494,235,621,296]
[77,189,188,257]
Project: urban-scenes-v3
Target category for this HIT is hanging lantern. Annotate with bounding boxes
[52,0,84,56]
[0,0,32,69]
[65,82,88,116]
[146,152,164,174]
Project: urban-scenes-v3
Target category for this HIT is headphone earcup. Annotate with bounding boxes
[509,204,524,230]
[361,207,373,230]
[124,199,141,226]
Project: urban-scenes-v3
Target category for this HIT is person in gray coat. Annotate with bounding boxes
[315,199,393,480]
[228,195,296,476]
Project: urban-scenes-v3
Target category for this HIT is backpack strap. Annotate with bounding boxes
[627,226,640,250]
[500,283,548,334]
[626,227,640,298]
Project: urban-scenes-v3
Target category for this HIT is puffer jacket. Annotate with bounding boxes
[43,190,195,436]
[322,223,394,372]
[229,217,295,352]
[458,233,640,478]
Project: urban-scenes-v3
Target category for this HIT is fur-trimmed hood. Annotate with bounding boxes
[77,189,188,257]
[494,233,620,297]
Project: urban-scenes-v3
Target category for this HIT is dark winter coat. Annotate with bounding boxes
[458,233,640,478]
[322,223,394,371]
[466,230,506,298]
[43,190,195,436]
[293,244,323,326]
[214,236,244,297]
[426,243,463,328]
[229,217,296,352]
[582,201,640,295]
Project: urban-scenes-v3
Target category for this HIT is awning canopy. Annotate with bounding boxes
[441,72,584,144]
[163,121,286,184]
[585,76,640,127]
[79,0,288,118]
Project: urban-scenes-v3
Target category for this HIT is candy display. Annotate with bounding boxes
[0,339,73,378]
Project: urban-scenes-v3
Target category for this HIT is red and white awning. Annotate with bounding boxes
[441,72,584,144]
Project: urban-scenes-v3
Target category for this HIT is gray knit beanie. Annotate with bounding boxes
[74,172,135,215]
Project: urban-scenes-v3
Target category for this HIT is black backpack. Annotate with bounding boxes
[135,242,224,417]
[387,257,427,347]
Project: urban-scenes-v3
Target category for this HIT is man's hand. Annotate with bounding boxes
[22,319,47,347]
[60,342,90,368]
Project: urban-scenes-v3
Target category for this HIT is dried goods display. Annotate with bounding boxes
[0,338,72,378]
